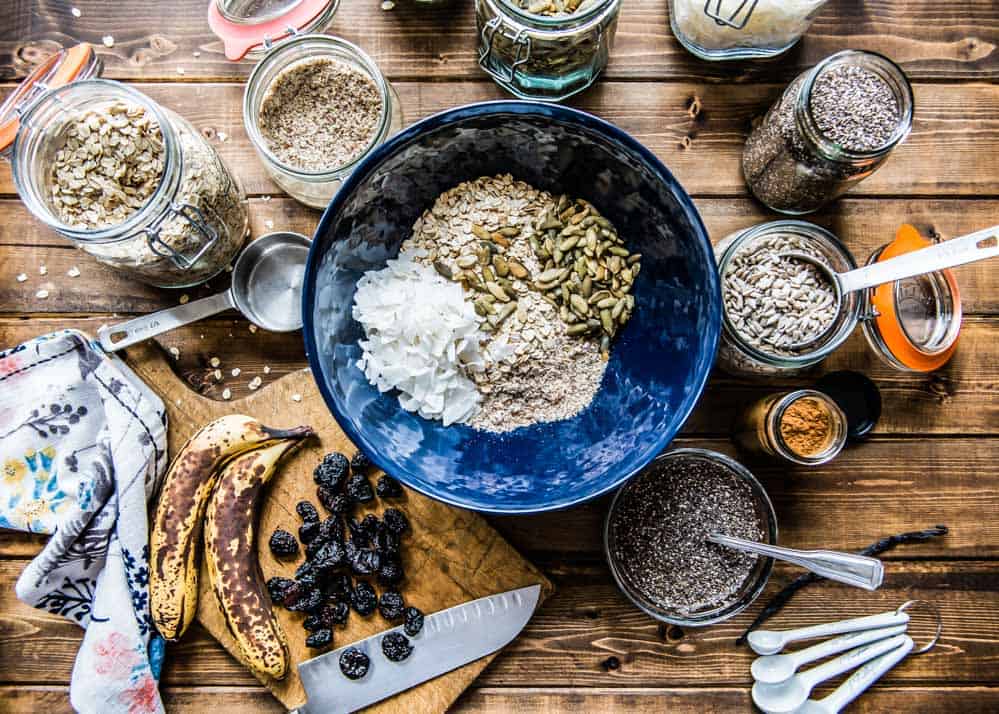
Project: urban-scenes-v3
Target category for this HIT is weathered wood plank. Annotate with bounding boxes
[0,311,995,456]
[1,195,997,315]
[454,687,999,714]
[0,560,994,688]
[1,82,998,198]
[492,435,997,558]
[4,685,999,714]
[1,0,996,83]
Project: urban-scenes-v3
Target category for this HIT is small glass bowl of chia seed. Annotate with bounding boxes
[604,448,777,626]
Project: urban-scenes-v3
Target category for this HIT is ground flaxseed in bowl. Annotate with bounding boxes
[605,449,776,625]
[257,56,382,172]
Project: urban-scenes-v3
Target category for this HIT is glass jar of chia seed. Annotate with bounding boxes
[242,34,404,209]
[714,221,860,377]
[2,45,248,288]
[742,50,914,215]
[475,0,621,101]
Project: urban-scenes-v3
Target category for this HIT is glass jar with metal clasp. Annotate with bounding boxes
[714,221,967,379]
[858,224,963,373]
[475,0,621,101]
[1,44,248,288]
[668,0,830,61]
[208,0,341,61]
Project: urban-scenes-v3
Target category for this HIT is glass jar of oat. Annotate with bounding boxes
[243,34,404,209]
[714,221,860,378]
[2,46,248,288]
[742,50,914,215]
[475,0,621,101]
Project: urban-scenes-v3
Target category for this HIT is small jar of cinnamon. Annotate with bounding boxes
[733,389,847,465]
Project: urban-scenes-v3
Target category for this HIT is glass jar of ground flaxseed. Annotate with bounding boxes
[714,221,860,377]
[476,0,621,101]
[2,46,247,288]
[243,35,403,208]
[742,50,914,215]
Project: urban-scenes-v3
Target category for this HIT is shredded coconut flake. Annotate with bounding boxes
[353,252,489,426]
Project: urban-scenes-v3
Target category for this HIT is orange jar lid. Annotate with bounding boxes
[868,224,961,372]
[0,44,99,153]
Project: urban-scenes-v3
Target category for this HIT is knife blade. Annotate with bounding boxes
[296,584,541,714]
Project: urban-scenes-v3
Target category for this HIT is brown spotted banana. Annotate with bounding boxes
[204,434,312,680]
[149,414,313,641]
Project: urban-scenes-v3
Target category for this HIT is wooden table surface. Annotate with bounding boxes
[2,1,998,712]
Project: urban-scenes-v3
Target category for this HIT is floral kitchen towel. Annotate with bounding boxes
[0,329,168,714]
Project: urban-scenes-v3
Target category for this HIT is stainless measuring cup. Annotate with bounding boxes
[98,231,310,352]
[782,224,999,350]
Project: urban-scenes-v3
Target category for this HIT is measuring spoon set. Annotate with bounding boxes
[748,602,939,714]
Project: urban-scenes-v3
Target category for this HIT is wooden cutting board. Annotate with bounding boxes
[121,342,552,712]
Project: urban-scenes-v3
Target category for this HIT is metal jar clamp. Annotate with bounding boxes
[478,16,533,85]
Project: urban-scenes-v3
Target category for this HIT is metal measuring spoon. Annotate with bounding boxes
[747,608,910,656]
[795,635,914,714]
[751,623,907,685]
[781,223,999,350]
[751,633,909,714]
[98,231,310,352]
[708,533,884,591]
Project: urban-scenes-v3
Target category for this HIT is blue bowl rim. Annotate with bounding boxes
[301,99,721,515]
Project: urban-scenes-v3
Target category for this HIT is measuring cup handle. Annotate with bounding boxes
[97,291,236,352]
[800,634,909,689]
[839,224,999,294]
[819,635,914,712]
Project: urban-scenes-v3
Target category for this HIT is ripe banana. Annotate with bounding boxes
[204,435,311,680]
[150,414,313,641]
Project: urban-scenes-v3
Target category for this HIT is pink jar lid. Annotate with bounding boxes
[208,0,336,61]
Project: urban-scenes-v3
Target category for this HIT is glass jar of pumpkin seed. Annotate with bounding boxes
[475,0,621,101]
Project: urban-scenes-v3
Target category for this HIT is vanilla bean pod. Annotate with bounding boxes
[736,525,949,645]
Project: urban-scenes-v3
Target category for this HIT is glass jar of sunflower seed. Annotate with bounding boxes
[714,221,860,377]
[3,53,247,288]
[475,0,621,101]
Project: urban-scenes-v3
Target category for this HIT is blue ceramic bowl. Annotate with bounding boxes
[303,101,721,515]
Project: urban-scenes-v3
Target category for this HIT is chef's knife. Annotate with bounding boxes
[296,584,541,714]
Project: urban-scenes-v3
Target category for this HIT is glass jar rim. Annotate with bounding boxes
[11,78,180,244]
[603,448,777,626]
[495,0,618,28]
[718,220,861,368]
[242,34,392,180]
[217,0,306,24]
[796,49,915,163]
[769,389,848,465]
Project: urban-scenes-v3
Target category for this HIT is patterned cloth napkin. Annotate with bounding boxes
[0,330,168,713]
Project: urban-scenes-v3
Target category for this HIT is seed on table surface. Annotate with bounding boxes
[471,224,491,241]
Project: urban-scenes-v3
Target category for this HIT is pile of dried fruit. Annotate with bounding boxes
[266,450,424,663]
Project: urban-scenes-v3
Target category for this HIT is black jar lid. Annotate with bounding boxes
[816,370,882,441]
